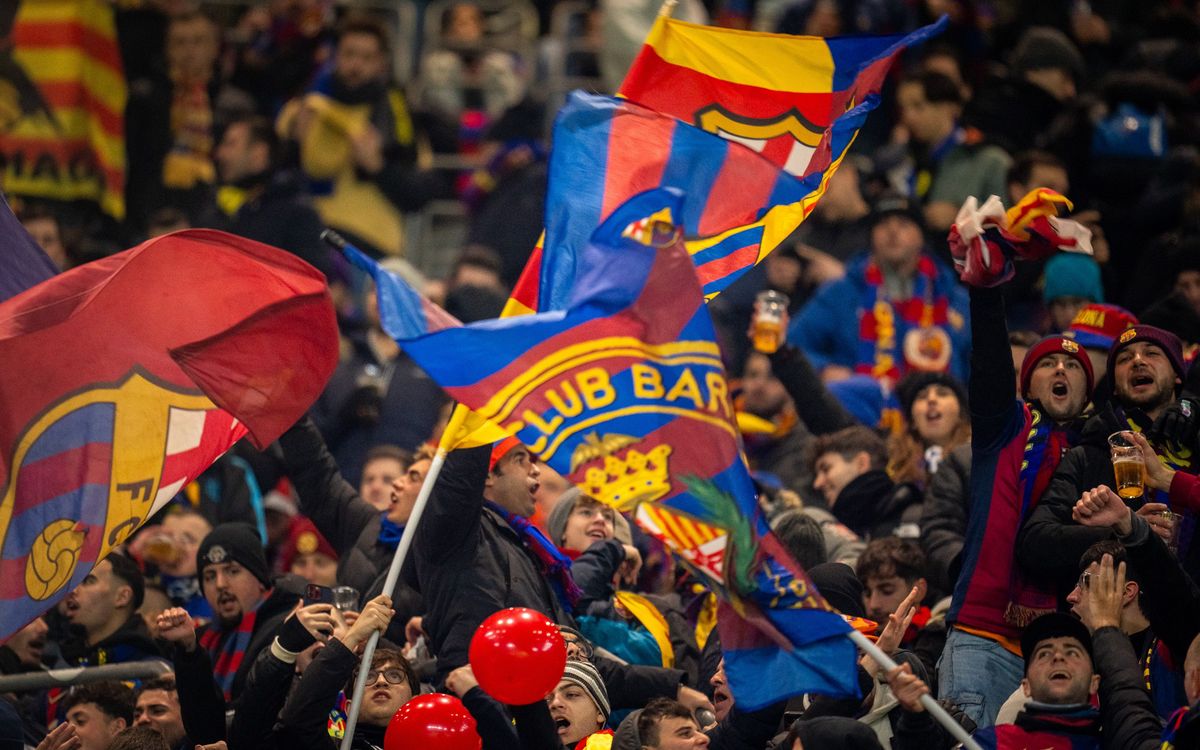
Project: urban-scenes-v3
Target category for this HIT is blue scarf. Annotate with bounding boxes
[378,514,404,550]
[484,501,582,611]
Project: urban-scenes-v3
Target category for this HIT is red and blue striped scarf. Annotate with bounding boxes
[200,605,260,702]
[485,501,582,610]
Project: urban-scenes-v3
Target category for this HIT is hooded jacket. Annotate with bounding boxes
[832,470,923,542]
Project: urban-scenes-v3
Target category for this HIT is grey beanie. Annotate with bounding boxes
[546,487,633,548]
[1012,27,1085,80]
[561,659,611,720]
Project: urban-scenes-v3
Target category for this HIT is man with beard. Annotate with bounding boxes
[937,274,1095,728]
[277,16,440,257]
[60,554,162,667]
[1018,325,1200,596]
[157,523,304,743]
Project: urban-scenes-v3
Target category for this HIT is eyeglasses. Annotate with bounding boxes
[365,669,408,686]
[1076,571,1092,591]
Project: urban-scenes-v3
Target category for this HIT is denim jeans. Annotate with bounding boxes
[937,626,1025,728]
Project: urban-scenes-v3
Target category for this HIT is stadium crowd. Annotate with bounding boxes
[5,0,1200,748]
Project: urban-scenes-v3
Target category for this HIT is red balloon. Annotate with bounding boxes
[384,694,480,750]
[468,607,567,704]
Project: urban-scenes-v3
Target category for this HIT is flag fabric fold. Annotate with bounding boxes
[0,228,338,639]
[358,189,857,706]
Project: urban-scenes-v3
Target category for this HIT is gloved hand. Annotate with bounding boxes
[1152,398,1198,447]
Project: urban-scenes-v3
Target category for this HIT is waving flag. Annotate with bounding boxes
[0,229,338,639]
[357,189,858,705]
[0,0,127,218]
[0,192,57,304]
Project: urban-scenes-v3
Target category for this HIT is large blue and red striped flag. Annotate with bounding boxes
[517,19,946,314]
[0,229,338,640]
[357,188,858,705]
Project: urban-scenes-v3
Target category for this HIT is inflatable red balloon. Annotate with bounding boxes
[469,607,567,704]
[384,694,480,750]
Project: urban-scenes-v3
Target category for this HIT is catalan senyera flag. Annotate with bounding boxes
[0,0,126,218]
[0,229,338,640]
[360,189,858,705]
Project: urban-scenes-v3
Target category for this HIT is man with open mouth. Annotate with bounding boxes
[1019,325,1200,598]
[546,659,612,750]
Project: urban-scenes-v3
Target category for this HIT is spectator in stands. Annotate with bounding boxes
[545,659,611,749]
[108,726,169,750]
[808,426,923,541]
[856,539,931,643]
[277,15,440,258]
[888,371,971,490]
[125,11,254,231]
[200,115,332,278]
[276,596,417,750]
[1019,325,1199,598]
[131,508,214,620]
[278,517,339,587]
[359,444,410,513]
[1064,302,1139,383]
[156,523,304,743]
[919,443,970,594]
[892,71,1012,233]
[310,278,447,486]
[1043,252,1105,333]
[63,682,136,750]
[18,202,70,270]
[966,27,1084,158]
[0,616,48,673]
[133,676,187,750]
[419,1,525,122]
[59,554,162,667]
[788,194,971,385]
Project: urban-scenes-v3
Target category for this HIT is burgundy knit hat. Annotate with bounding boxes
[1107,325,1186,381]
[1020,335,1095,400]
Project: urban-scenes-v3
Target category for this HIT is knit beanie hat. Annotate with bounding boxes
[278,516,338,573]
[895,371,968,421]
[561,659,611,720]
[1107,324,1186,381]
[1019,335,1095,400]
[489,436,522,470]
[545,487,633,548]
[1064,303,1138,350]
[197,523,271,587]
[1012,26,1085,80]
[1043,253,1104,304]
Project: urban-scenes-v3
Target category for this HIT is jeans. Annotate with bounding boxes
[937,626,1024,728]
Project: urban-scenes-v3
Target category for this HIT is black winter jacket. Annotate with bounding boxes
[920,443,971,593]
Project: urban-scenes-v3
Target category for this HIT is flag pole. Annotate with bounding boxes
[847,630,983,750]
[657,0,677,17]
[337,405,470,750]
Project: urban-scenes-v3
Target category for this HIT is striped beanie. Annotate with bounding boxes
[562,659,610,720]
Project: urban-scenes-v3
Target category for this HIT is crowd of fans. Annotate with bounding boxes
[7,0,1200,748]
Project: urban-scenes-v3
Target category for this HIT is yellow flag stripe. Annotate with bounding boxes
[539,404,737,462]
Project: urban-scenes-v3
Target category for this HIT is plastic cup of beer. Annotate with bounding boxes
[752,290,789,354]
[143,532,180,566]
[332,585,360,612]
[1161,510,1184,555]
[1109,431,1146,500]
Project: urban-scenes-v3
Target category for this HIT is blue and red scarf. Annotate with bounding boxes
[856,256,952,386]
[200,604,261,702]
[485,501,582,610]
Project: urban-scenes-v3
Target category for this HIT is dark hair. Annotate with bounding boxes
[16,201,61,228]
[337,15,391,56]
[350,647,419,696]
[135,675,177,700]
[108,726,169,750]
[808,426,888,473]
[856,538,927,585]
[901,70,964,106]
[106,553,146,611]
[1007,150,1067,188]
[63,682,136,725]
[1079,540,1140,586]
[636,698,695,748]
[452,245,504,279]
[224,115,280,167]
[167,11,218,39]
[772,510,828,571]
[364,444,412,470]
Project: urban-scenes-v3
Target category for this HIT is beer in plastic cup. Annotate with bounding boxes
[1109,431,1146,500]
[752,290,788,354]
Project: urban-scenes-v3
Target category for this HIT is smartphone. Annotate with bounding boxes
[304,583,335,606]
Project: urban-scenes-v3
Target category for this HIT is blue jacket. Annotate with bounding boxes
[787,251,970,382]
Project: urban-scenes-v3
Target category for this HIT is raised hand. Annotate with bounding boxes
[1072,486,1132,535]
[36,722,81,750]
[446,665,480,698]
[886,663,930,713]
[156,607,197,651]
[342,595,394,650]
[292,602,337,642]
[1078,554,1126,632]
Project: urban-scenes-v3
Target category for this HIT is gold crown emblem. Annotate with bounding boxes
[582,444,673,513]
[1120,329,1137,344]
[297,531,319,555]
[1061,339,1079,353]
